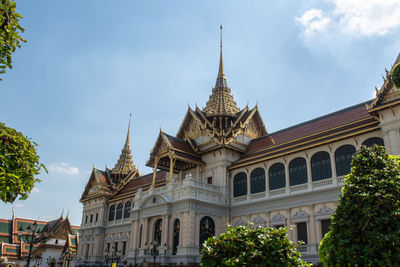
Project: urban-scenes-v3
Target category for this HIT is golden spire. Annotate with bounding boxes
[217,25,225,80]
[112,114,138,176]
[203,25,240,117]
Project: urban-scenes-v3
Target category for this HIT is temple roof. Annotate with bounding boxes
[203,26,240,117]
[231,100,379,169]
[112,115,139,176]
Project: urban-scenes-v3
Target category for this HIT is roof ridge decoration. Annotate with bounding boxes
[367,52,400,111]
[203,25,240,117]
[112,114,140,176]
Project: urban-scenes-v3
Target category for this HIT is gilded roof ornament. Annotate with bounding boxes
[203,25,240,117]
[112,114,139,176]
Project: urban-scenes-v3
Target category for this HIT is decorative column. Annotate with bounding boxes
[169,157,176,183]
[306,157,312,188]
[152,156,159,188]
[308,205,317,253]
[284,164,290,194]
[330,152,338,186]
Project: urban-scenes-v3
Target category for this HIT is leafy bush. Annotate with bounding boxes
[0,0,25,80]
[0,122,46,203]
[392,63,400,88]
[201,224,310,267]
[319,145,400,266]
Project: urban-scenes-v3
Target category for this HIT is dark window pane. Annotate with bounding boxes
[289,158,308,186]
[124,201,131,218]
[321,219,331,237]
[116,203,123,220]
[362,137,384,147]
[199,216,215,249]
[335,145,356,176]
[95,213,98,222]
[297,222,308,244]
[269,163,286,190]
[250,168,266,194]
[233,172,247,197]
[173,219,180,255]
[154,219,162,244]
[311,151,332,181]
[108,205,115,221]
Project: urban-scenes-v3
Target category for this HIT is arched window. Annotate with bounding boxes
[335,145,356,176]
[233,172,247,197]
[123,201,131,218]
[173,219,180,255]
[250,168,266,194]
[362,137,384,147]
[115,203,123,220]
[154,219,162,245]
[289,157,308,186]
[108,205,115,221]
[311,151,332,181]
[269,163,285,190]
[199,216,215,249]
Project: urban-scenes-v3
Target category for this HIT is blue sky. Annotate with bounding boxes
[1,0,399,225]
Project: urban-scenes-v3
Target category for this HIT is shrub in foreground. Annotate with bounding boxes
[201,224,310,267]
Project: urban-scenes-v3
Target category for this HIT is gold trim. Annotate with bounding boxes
[229,125,380,170]
[239,117,376,160]
[367,99,400,112]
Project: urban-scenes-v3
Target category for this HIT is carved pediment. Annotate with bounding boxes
[233,218,247,227]
[252,216,266,228]
[270,213,286,224]
[316,205,334,217]
[292,209,309,221]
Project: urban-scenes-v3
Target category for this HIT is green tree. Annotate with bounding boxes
[0,122,46,203]
[201,224,311,267]
[319,145,400,266]
[0,0,25,80]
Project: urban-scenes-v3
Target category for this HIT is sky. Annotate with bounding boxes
[1,0,400,226]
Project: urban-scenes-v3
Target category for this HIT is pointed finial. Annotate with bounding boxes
[220,25,223,49]
[126,113,132,144]
[66,209,70,218]
[61,208,64,218]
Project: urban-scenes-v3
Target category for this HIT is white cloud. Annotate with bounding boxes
[15,204,24,208]
[48,162,79,175]
[296,9,331,36]
[297,0,400,37]
[31,187,41,193]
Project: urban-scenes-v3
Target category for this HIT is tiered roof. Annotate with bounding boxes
[203,26,240,117]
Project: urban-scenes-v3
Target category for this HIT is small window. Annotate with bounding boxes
[233,172,247,197]
[362,137,384,147]
[116,203,123,220]
[55,239,58,244]
[106,243,110,252]
[321,219,331,237]
[311,151,332,181]
[250,168,266,194]
[90,214,93,223]
[95,213,98,222]
[269,163,285,190]
[289,158,308,186]
[114,242,118,252]
[297,222,308,244]
[108,205,115,221]
[122,241,127,255]
[124,201,131,218]
[207,177,212,184]
[274,224,284,229]
[85,216,88,224]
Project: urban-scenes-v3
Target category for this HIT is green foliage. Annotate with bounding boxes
[319,145,400,266]
[201,224,311,267]
[0,122,46,203]
[0,0,25,80]
[392,63,400,88]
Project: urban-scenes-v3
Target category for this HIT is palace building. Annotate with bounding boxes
[77,32,400,266]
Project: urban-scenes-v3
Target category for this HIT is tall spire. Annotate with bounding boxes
[216,25,227,88]
[203,25,240,117]
[112,114,137,176]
